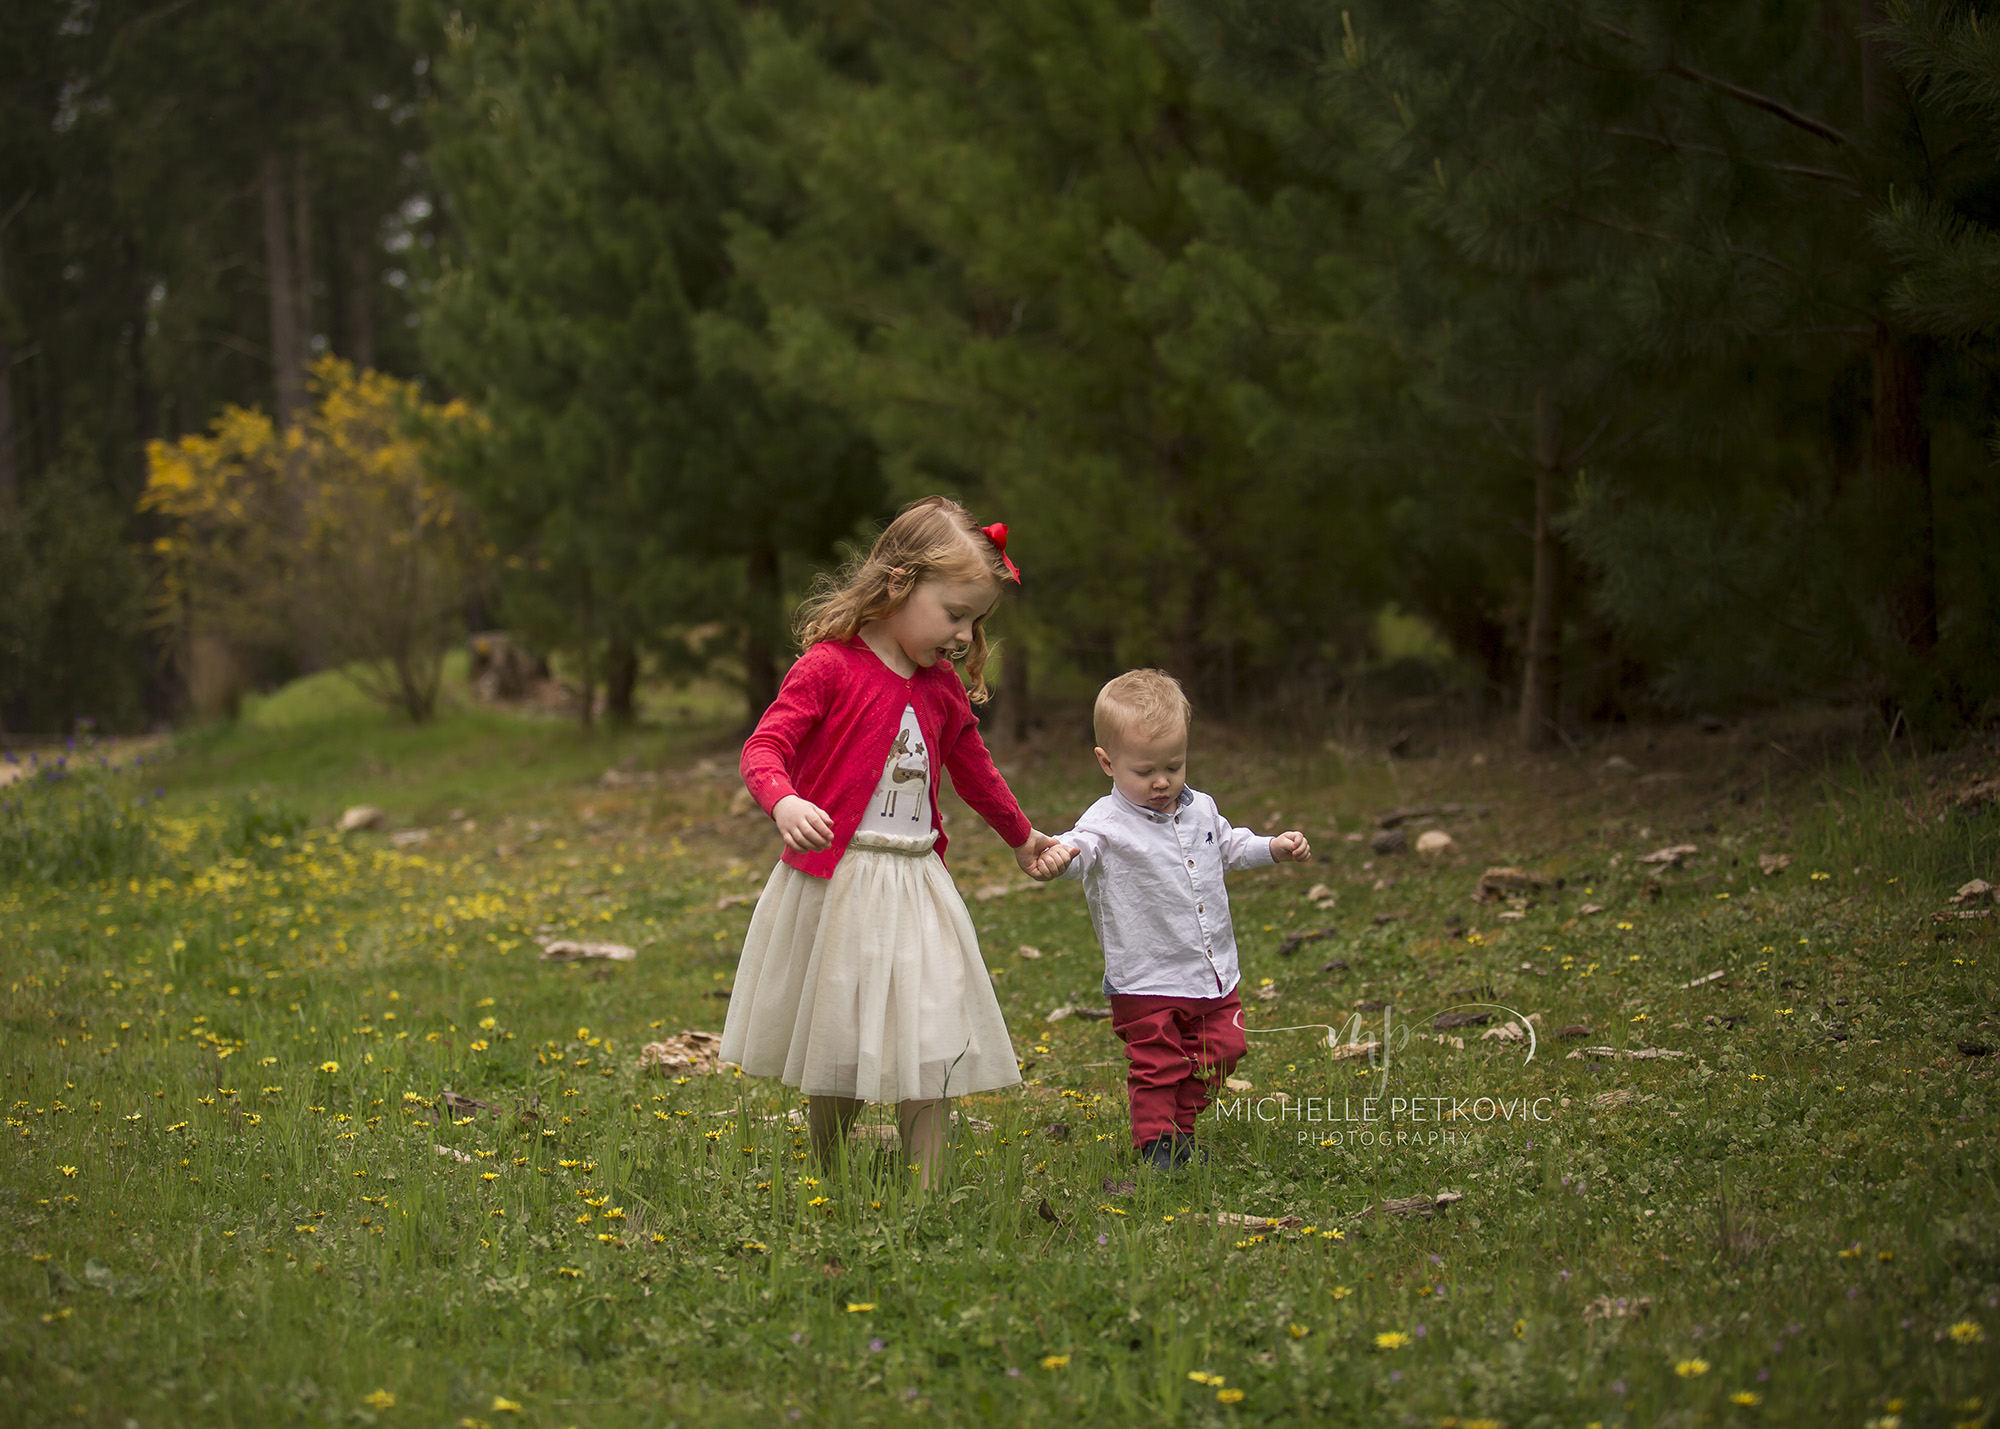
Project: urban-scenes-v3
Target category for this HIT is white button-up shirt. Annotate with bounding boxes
[1056,786,1275,998]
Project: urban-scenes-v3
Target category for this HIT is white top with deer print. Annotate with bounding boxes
[854,704,934,837]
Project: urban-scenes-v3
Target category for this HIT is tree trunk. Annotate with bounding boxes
[345,213,377,372]
[744,533,781,721]
[576,567,596,729]
[292,153,314,379]
[605,632,638,725]
[129,255,156,477]
[261,147,305,427]
[0,232,14,513]
[1868,326,1937,655]
[1005,633,1031,744]
[1517,388,1565,751]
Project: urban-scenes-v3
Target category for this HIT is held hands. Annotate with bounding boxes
[1269,830,1312,863]
[772,794,834,853]
[1015,829,1075,880]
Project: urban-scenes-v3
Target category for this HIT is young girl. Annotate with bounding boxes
[722,497,1057,1185]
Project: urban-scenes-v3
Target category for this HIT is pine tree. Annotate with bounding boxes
[701,0,1396,712]
[416,0,880,723]
[1170,0,2000,733]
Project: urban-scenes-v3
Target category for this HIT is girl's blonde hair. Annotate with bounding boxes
[795,496,1014,699]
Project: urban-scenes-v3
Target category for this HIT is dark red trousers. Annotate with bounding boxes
[1107,988,1247,1147]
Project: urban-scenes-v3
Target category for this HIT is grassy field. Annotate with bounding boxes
[3,672,1997,1428]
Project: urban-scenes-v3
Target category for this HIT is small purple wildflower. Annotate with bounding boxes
[1558,1269,1570,1282]
[1414,1325,1428,1339]
[1388,1370,1402,1383]
[905,1388,918,1401]
[869,1338,884,1353]
[1756,1369,1769,1382]
[1006,1367,1021,1379]
[1610,1380,1626,1396]
[791,1331,804,1344]
[1096,1234,1107,1245]
[1787,1322,1803,1334]
[1847,1287,1859,1300]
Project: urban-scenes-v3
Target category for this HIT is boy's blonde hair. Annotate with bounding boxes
[794,496,1013,699]
[1093,669,1191,752]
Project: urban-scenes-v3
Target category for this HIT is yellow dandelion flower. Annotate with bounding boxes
[1188,1372,1225,1387]
[555,1267,581,1280]
[1375,1331,1411,1350]
[1513,1318,1526,1338]
[59,1166,77,1178]
[362,1390,396,1409]
[1217,1388,1245,1404]
[1675,1357,1710,1377]
[1041,1354,1070,1370]
[1729,1391,1763,1406]
[492,1395,522,1412]
[1948,1320,1985,1344]
[846,1302,875,1313]
[1332,1285,1352,1299]
[1288,1323,1311,1339]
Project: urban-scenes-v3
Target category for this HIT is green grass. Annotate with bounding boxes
[2,683,1996,1427]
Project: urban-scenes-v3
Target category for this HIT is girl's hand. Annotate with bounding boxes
[1027,842,1077,882]
[1012,829,1059,877]
[773,795,835,852]
[1270,830,1312,863]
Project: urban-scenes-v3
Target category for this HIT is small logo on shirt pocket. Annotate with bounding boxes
[1206,831,1213,843]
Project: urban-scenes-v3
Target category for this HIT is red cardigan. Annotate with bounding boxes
[740,636,1033,878]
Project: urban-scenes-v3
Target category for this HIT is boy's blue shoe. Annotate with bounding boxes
[1139,1134,1207,1170]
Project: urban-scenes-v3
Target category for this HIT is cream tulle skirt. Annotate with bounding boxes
[719,830,1021,1103]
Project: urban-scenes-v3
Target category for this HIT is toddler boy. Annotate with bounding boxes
[1031,669,1309,1169]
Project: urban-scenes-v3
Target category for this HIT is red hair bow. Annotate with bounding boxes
[981,522,1022,584]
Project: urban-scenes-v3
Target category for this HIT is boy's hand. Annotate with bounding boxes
[772,794,834,852]
[1270,830,1312,863]
[1026,841,1077,881]
[1013,829,1063,877]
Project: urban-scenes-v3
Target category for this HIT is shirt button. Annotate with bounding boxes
[1187,859,1194,868]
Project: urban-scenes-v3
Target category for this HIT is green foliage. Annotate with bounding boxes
[0,756,161,885]
[415,0,881,720]
[217,792,310,860]
[0,459,150,736]
[699,1,1399,705]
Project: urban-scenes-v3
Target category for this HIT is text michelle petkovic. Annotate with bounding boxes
[1217,1090,1554,1148]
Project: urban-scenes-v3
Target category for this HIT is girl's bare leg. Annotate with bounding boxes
[808,1095,864,1168]
[898,1098,945,1188]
